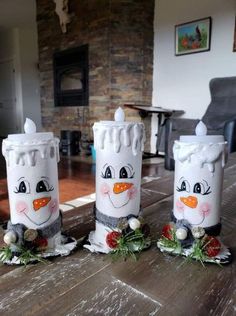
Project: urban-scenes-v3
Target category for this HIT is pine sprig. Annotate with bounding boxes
[17,247,48,266]
[158,236,181,252]
[0,245,48,265]
[188,238,221,267]
[158,226,181,253]
[0,246,12,263]
[110,228,151,261]
[188,239,208,267]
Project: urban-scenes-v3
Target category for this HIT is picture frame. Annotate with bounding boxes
[175,17,212,56]
[233,16,236,52]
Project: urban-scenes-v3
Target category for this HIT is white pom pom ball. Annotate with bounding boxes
[3,231,17,245]
[128,217,141,230]
[176,228,188,240]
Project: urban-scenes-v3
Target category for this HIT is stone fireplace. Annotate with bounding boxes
[36,0,154,151]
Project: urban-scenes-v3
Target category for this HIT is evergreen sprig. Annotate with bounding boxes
[188,238,221,267]
[0,245,48,265]
[110,228,151,261]
[0,246,12,262]
[158,226,181,253]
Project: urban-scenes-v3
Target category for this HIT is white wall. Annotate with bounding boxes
[18,27,41,130]
[0,27,41,134]
[151,0,236,152]
[0,0,41,135]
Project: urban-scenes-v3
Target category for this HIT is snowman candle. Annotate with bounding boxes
[1,118,76,264]
[157,121,231,264]
[84,107,151,255]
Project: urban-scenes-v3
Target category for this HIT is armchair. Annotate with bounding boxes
[164,76,236,170]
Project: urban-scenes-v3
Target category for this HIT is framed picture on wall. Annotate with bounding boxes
[233,16,236,52]
[175,17,212,56]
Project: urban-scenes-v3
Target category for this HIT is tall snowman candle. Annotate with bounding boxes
[157,121,231,264]
[1,118,76,264]
[84,108,151,256]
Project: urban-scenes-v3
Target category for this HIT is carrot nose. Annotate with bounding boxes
[180,196,198,208]
[33,197,51,211]
[113,182,133,194]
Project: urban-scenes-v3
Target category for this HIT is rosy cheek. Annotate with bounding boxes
[15,201,29,215]
[176,200,185,212]
[127,186,137,199]
[48,198,59,213]
[100,183,110,196]
[199,202,211,217]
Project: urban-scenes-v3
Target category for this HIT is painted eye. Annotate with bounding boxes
[193,182,203,194]
[193,182,211,195]
[36,180,54,193]
[119,166,134,179]
[101,166,115,179]
[14,181,30,194]
[177,180,190,192]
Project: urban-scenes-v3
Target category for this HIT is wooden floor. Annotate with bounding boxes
[0,153,167,222]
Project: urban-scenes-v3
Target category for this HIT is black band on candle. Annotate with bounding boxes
[94,204,142,229]
[7,213,62,246]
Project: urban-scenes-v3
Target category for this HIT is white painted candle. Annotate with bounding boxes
[172,121,227,234]
[84,107,145,253]
[2,118,62,253]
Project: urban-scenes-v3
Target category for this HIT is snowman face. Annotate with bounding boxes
[13,176,58,226]
[174,176,212,226]
[8,159,60,228]
[100,163,138,209]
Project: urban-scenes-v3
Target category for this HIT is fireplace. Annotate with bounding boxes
[53,45,88,107]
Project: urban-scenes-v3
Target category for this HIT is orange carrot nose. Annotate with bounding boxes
[180,196,198,208]
[33,197,51,211]
[113,182,133,194]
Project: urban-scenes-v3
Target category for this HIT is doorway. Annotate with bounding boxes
[0,59,19,137]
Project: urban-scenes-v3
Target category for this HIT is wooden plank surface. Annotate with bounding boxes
[0,156,236,315]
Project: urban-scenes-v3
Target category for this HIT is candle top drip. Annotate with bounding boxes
[114,107,125,122]
[24,118,37,134]
[195,121,207,136]
[2,118,60,166]
[93,107,145,155]
[175,120,226,172]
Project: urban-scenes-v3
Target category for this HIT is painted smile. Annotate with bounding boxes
[23,210,52,226]
[183,212,206,226]
[107,192,130,209]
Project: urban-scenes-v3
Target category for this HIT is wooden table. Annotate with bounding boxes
[0,156,236,315]
[124,104,184,119]
[124,104,184,156]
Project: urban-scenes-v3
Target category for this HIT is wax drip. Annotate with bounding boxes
[93,122,144,154]
[2,138,60,167]
[173,141,227,173]
[27,151,37,166]
[113,127,123,153]
[124,124,132,147]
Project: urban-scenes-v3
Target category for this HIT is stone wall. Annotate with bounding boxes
[36,0,154,151]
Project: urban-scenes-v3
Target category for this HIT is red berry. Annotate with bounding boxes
[162,224,174,240]
[106,231,121,249]
[33,237,48,250]
[203,236,221,257]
